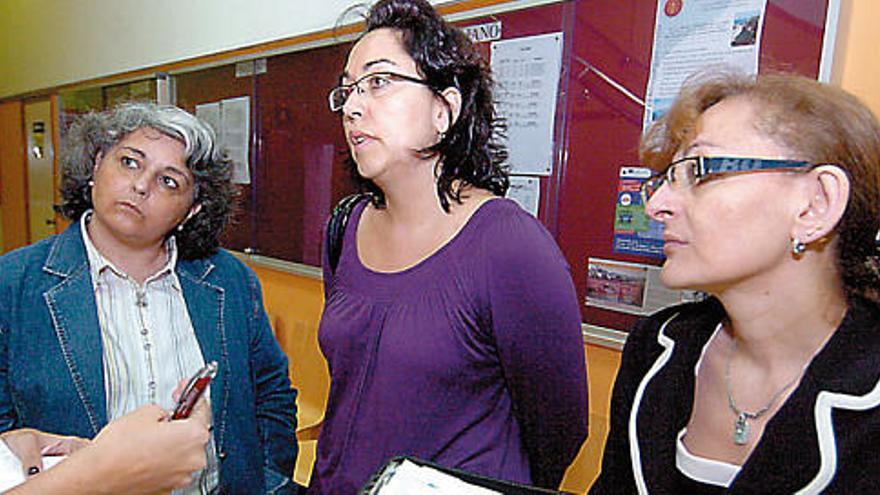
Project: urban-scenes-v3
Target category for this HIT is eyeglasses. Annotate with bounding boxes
[328,71,431,113]
[640,156,814,204]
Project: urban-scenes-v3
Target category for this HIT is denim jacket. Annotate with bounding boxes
[0,222,299,494]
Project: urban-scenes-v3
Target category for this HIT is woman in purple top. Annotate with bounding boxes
[309,0,588,493]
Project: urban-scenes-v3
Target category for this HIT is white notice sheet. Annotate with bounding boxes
[491,32,563,176]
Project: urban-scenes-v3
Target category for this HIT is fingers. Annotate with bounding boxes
[160,418,210,476]
[83,404,210,494]
[172,377,190,403]
[185,395,212,429]
[39,434,91,456]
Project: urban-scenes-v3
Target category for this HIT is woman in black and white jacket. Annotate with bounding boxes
[592,71,880,493]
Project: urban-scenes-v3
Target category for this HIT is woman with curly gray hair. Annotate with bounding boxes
[0,102,300,494]
[57,102,237,260]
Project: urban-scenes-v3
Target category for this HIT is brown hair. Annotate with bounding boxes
[641,70,880,302]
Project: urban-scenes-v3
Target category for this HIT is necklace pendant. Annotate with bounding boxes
[733,412,750,445]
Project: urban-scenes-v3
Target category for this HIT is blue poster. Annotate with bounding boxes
[612,167,665,258]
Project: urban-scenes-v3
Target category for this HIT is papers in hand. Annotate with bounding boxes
[0,440,66,492]
[369,459,501,495]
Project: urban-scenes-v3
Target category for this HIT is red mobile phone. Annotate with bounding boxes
[171,361,218,420]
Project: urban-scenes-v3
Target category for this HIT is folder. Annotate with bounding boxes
[360,456,571,495]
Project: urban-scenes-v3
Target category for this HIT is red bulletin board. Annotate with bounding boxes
[172,0,832,331]
[463,0,830,331]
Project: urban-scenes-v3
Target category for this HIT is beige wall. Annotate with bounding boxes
[0,0,562,100]
[0,0,442,98]
[3,1,869,102]
[832,0,880,115]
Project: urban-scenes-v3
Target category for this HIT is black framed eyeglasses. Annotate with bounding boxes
[328,71,431,113]
[640,156,815,204]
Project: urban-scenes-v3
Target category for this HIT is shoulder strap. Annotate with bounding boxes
[326,193,368,274]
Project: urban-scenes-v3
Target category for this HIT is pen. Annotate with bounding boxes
[171,361,218,420]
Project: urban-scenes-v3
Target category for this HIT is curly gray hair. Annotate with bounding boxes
[58,102,238,259]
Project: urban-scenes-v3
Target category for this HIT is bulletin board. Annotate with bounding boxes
[169,0,832,332]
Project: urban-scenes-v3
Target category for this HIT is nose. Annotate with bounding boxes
[131,171,150,197]
[644,182,674,222]
[342,87,366,121]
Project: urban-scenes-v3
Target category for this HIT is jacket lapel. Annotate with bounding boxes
[42,223,107,433]
[177,258,229,450]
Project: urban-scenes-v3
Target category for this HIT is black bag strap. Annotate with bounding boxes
[326,193,368,274]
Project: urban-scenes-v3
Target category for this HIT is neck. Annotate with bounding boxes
[715,253,847,369]
[86,220,168,285]
[374,156,449,225]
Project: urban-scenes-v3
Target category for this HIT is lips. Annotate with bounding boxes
[347,130,374,148]
[662,234,687,252]
[117,200,143,217]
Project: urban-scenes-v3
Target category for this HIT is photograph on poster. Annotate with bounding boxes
[586,258,648,314]
[586,258,696,315]
[731,12,760,47]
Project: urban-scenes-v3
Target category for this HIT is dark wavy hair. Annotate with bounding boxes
[343,0,508,210]
[642,70,880,303]
[58,102,237,260]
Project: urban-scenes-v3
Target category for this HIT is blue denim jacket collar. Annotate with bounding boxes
[41,221,107,432]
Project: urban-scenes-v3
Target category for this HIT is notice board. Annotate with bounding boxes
[172,0,833,331]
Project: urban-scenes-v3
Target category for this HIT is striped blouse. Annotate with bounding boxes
[81,212,219,494]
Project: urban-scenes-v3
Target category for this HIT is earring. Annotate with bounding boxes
[87,180,94,187]
[792,237,807,255]
[177,223,185,232]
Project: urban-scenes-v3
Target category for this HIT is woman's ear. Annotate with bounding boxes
[93,151,104,172]
[435,87,462,135]
[793,165,850,243]
[185,203,203,224]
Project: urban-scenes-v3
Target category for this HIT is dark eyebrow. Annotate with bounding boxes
[340,58,400,82]
[363,58,398,71]
[119,146,146,158]
[162,165,193,185]
[120,145,192,185]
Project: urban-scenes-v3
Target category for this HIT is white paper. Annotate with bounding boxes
[506,176,540,217]
[491,33,563,176]
[196,99,251,184]
[220,96,251,184]
[195,102,221,137]
[376,460,500,495]
[643,0,768,129]
[0,441,65,492]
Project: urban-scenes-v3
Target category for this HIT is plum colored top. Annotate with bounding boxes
[309,198,588,494]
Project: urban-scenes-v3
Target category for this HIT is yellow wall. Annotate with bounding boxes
[248,264,328,486]
[0,100,28,251]
[832,1,880,114]
[560,344,621,493]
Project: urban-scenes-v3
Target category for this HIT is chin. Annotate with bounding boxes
[354,158,382,180]
[659,265,697,291]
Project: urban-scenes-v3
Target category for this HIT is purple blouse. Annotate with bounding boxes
[309,198,588,494]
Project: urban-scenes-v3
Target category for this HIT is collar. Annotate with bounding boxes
[79,210,178,285]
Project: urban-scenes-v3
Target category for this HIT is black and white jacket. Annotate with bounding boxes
[590,297,880,494]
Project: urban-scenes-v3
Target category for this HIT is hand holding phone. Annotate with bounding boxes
[171,361,218,420]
